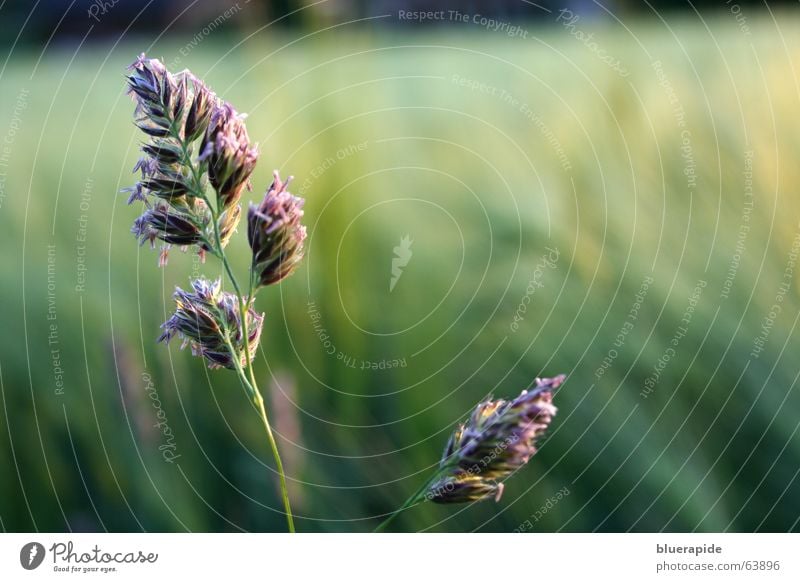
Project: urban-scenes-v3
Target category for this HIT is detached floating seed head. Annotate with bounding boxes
[158,278,263,370]
[248,171,307,288]
[426,374,565,504]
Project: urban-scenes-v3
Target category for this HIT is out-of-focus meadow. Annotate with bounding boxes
[2,11,800,532]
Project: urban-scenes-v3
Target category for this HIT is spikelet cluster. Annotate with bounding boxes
[248,171,307,288]
[158,278,263,370]
[124,54,258,265]
[425,375,565,503]
[123,55,308,370]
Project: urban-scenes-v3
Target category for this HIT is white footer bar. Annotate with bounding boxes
[1,533,796,580]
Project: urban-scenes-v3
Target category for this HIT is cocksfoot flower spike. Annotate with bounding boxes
[122,54,305,532]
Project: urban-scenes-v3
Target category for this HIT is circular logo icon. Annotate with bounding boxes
[19,542,45,570]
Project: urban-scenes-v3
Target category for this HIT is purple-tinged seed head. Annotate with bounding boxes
[247,170,307,288]
[427,375,565,504]
[159,278,263,370]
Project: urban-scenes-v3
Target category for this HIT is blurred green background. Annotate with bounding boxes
[1,3,800,532]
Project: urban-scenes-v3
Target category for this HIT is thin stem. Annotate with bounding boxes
[176,130,295,532]
[253,389,295,533]
[373,470,445,533]
[244,269,259,392]
[223,336,295,533]
[213,231,295,535]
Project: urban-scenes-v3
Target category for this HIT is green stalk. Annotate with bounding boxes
[374,469,447,533]
[222,336,296,533]
[252,386,295,533]
[211,218,296,534]
[176,132,295,533]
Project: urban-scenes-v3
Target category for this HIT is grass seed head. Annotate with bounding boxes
[248,171,307,287]
[158,278,263,370]
[428,374,565,503]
